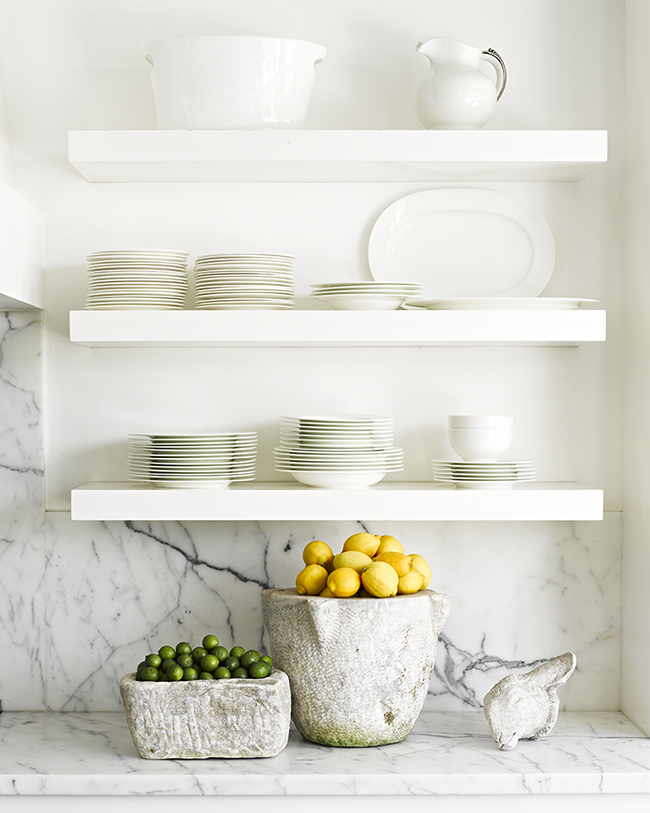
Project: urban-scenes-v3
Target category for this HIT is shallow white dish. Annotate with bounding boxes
[407,297,599,310]
[288,470,388,489]
[368,188,555,298]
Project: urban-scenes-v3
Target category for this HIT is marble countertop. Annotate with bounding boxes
[1,710,650,797]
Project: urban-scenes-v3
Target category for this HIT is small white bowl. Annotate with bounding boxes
[448,426,514,462]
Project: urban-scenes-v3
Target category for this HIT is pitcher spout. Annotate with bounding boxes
[416,36,479,63]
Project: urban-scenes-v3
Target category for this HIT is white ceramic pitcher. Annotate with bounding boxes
[142,36,327,130]
[414,37,507,130]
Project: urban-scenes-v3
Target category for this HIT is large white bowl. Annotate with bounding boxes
[143,36,326,130]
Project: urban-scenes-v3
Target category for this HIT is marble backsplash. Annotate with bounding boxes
[0,313,622,712]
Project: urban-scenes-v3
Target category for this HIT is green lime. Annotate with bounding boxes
[137,660,147,671]
[212,645,229,662]
[260,655,273,669]
[192,646,208,663]
[135,668,146,681]
[202,634,219,651]
[161,658,177,674]
[232,667,248,679]
[141,666,160,681]
[200,654,219,673]
[167,664,183,681]
[240,650,260,669]
[215,666,231,679]
[145,653,162,668]
[176,653,194,670]
[199,672,215,680]
[248,661,271,679]
[183,667,198,681]
[158,671,169,681]
[158,645,176,661]
[230,645,246,660]
[222,656,240,672]
[176,641,192,656]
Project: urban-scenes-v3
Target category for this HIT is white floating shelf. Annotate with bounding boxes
[68,129,608,183]
[69,308,606,347]
[71,482,604,522]
[0,182,43,310]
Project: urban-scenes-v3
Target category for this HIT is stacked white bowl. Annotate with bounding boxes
[432,416,536,489]
[273,414,404,488]
[84,249,189,310]
[310,280,422,310]
[127,431,257,489]
[193,253,295,309]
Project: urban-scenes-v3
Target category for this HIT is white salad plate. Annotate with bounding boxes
[311,281,421,290]
[282,413,393,425]
[368,188,556,298]
[407,297,599,310]
[196,302,294,310]
[311,293,413,311]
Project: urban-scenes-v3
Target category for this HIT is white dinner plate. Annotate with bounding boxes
[368,189,556,297]
[407,297,599,310]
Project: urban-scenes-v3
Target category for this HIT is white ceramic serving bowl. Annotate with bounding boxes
[448,426,514,461]
[142,36,326,130]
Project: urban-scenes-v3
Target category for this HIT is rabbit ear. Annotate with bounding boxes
[525,652,577,689]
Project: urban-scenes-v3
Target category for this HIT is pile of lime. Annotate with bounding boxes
[135,634,273,681]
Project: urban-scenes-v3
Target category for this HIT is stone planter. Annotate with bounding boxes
[119,670,291,759]
[261,588,451,747]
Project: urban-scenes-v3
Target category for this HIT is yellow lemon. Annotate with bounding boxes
[327,567,361,597]
[332,550,373,573]
[374,551,412,577]
[342,532,381,558]
[302,540,334,571]
[408,554,431,589]
[398,570,425,594]
[375,535,404,556]
[361,561,399,598]
[296,563,329,595]
[318,586,335,597]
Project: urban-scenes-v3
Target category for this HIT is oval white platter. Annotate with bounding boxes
[368,188,556,298]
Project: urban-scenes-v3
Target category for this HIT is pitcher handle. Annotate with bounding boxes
[144,53,154,67]
[481,48,507,101]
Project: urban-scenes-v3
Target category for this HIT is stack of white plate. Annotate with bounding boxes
[193,254,295,310]
[310,281,421,310]
[273,414,403,489]
[84,250,189,310]
[127,432,257,489]
[431,459,537,490]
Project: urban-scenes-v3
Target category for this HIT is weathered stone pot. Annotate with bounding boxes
[119,670,291,759]
[261,588,451,747]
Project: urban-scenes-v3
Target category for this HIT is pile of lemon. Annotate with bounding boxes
[294,532,431,598]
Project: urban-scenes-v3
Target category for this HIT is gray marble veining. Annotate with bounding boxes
[0,710,647,797]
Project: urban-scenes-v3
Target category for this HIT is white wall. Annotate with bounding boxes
[0,0,631,713]
[622,0,650,735]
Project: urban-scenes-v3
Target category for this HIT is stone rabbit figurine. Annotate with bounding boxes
[483,652,577,750]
